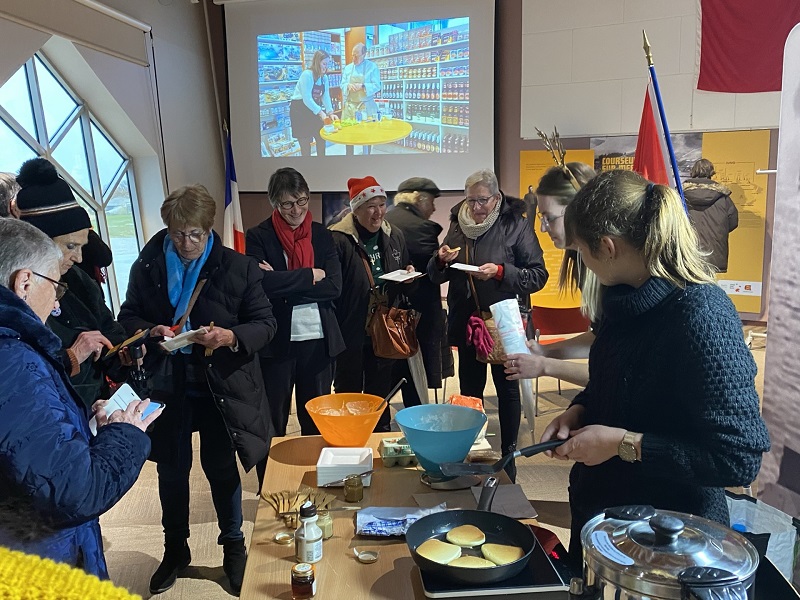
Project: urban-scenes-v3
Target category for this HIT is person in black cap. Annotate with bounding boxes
[385,177,452,405]
[16,157,130,408]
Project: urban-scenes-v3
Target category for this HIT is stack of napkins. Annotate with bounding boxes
[316,447,373,487]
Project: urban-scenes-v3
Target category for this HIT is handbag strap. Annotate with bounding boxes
[465,243,481,313]
[173,279,207,332]
[359,252,377,289]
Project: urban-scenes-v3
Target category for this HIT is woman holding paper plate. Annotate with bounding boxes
[118,184,276,595]
[15,158,131,408]
[0,218,158,579]
[427,168,548,482]
[329,175,415,431]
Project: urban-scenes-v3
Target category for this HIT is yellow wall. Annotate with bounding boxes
[519,149,595,308]
[701,130,770,313]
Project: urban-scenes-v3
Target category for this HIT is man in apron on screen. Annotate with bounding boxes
[341,42,381,156]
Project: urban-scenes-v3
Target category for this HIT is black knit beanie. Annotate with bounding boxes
[16,158,91,238]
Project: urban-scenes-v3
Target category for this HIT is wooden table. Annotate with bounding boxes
[319,119,413,146]
[240,433,519,599]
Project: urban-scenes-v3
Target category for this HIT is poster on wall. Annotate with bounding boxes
[520,130,769,315]
[589,133,702,178]
[518,149,595,309]
[701,130,770,315]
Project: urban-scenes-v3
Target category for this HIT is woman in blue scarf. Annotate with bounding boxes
[118,185,276,596]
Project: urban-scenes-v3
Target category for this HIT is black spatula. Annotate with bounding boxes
[439,439,566,477]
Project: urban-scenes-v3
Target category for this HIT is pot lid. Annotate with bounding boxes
[581,505,759,599]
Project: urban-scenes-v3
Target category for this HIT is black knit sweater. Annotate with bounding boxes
[568,278,770,556]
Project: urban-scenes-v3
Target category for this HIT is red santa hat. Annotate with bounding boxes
[348,176,386,212]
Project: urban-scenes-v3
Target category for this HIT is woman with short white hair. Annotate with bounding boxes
[0,218,158,578]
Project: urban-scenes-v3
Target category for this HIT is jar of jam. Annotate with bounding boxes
[344,474,364,502]
[291,563,316,599]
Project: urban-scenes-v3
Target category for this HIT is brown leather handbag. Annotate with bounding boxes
[361,255,419,359]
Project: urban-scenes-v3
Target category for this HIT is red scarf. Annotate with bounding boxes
[273,210,314,270]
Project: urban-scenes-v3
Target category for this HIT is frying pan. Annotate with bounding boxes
[405,478,536,585]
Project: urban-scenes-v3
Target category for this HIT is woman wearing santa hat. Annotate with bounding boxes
[329,176,414,431]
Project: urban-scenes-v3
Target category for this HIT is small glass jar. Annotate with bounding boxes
[291,563,316,599]
[343,474,364,502]
[317,510,334,540]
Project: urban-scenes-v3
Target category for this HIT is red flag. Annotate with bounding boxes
[224,131,245,253]
[632,79,672,186]
[698,0,800,93]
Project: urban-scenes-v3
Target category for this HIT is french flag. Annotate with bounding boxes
[632,78,673,187]
[224,131,245,253]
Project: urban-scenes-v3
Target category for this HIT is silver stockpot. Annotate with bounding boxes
[577,505,759,600]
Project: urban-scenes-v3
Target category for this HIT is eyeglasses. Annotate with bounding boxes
[278,196,310,211]
[465,195,496,207]
[33,272,68,300]
[537,212,565,229]
[170,230,207,244]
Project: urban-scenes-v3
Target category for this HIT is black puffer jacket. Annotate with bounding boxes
[428,193,548,347]
[683,178,738,272]
[329,213,410,351]
[246,217,345,359]
[48,266,128,408]
[118,230,276,472]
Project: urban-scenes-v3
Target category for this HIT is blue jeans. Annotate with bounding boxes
[157,387,243,545]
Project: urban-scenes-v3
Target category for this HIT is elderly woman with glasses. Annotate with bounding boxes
[16,158,131,409]
[428,168,548,482]
[118,185,276,595]
[0,218,159,579]
[246,167,344,439]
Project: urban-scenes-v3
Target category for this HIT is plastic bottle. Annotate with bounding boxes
[295,502,323,564]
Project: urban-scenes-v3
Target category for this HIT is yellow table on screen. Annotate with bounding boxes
[320,118,413,146]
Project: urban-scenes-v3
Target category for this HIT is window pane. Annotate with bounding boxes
[105,174,138,301]
[0,120,36,172]
[91,122,124,195]
[34,57,78,142]
[72,189,99,231]
[0,65,36,139]
[52,121,92,193]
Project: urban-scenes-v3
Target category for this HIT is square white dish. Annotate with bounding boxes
[316,447,373,487]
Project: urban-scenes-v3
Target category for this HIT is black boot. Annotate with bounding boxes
[149,539,191,594]
[223,538,247,596]
[502,445,517,484]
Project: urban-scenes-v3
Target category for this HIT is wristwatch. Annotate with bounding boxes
[618,431,639,463]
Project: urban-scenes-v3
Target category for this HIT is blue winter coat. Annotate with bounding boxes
[0,285,151,578]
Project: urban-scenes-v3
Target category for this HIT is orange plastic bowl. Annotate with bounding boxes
[306,393,385,447]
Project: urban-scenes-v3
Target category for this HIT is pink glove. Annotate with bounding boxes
[466,313,495,359]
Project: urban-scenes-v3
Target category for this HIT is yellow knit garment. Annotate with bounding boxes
[0,547,141,600]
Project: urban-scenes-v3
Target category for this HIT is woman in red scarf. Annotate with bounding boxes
[245,168,345,442]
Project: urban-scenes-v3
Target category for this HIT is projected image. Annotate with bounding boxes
[257,18,469,158]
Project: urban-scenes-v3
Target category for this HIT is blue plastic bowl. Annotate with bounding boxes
[395,404,487,477]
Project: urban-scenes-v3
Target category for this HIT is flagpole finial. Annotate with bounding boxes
[642,30,653,67]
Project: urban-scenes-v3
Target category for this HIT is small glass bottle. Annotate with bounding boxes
[295,502,323,564]
[317,510,334,540]
[291,562,316,599]
[343,474,364,502]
